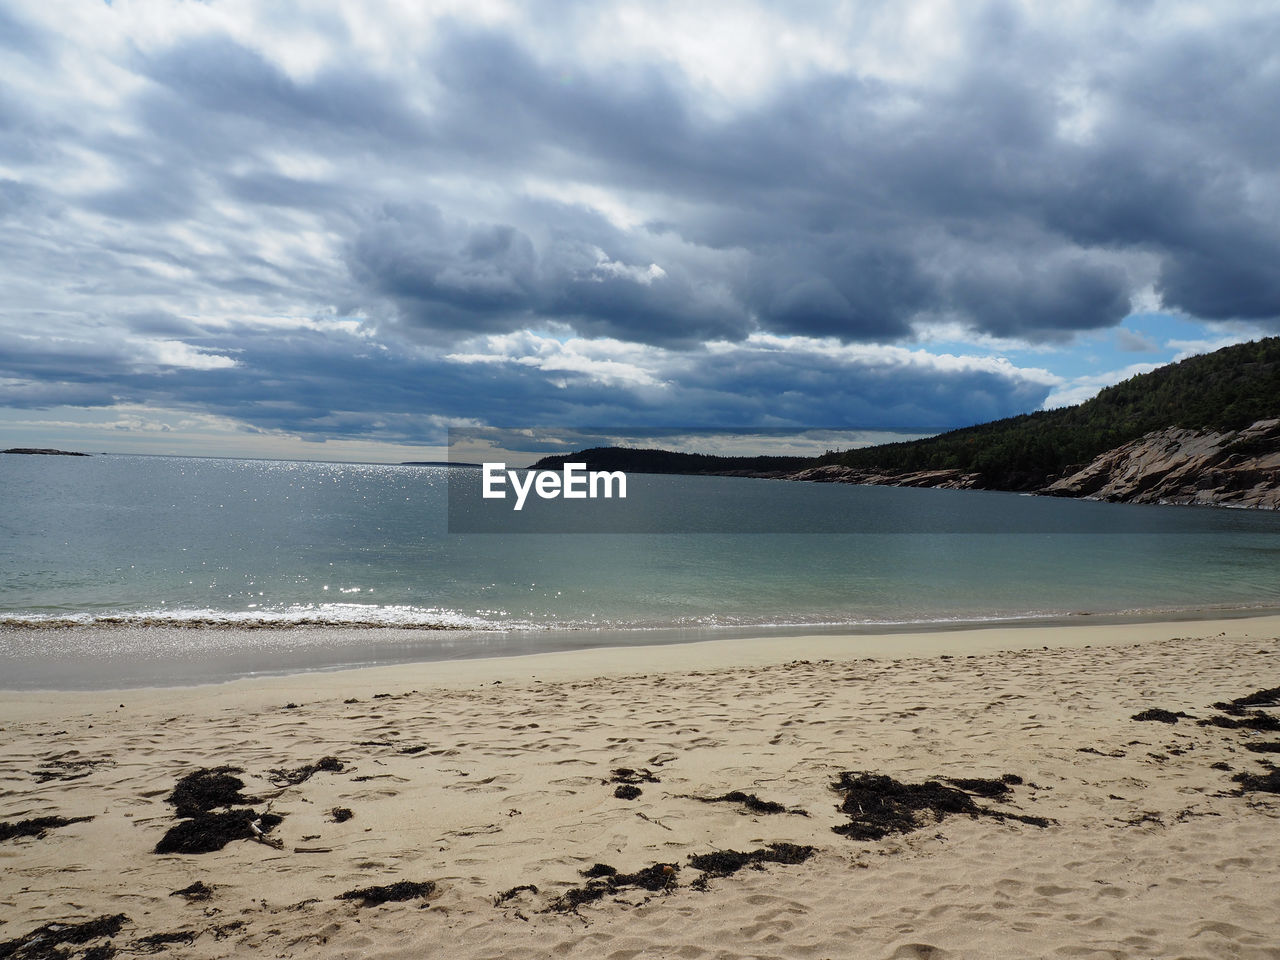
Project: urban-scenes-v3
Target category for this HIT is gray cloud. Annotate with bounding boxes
[0,1,1276,448]
[349,202,749,346]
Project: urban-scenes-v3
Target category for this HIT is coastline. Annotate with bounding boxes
[4,606,1280,693]
[3,614,1279,958]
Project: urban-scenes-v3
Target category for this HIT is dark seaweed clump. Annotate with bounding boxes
[268,756,343,787]
[688,843,815,889]
[329,807,354,823]
[1216,687,1280,709]
[1243,741,1280,754]
[155,811,284,855]
[542,841,820,911]
[690,791,807,816]
[0,914,128,960]
[1197,711,1280,731]
[608,768,659,801]
[1132,709,1191,724]
[547,863,677,913]
[169,881,213,902]
[943,774,1022,798]
[832,773,975,840]
[336,880,436,907]
[0,815,93,844]
[1232,767,1280,794]
[155,767,284,854]
[167,767,257,819]
[494,884,538,905]
[134,930,196,951]
[831,772,1049,840]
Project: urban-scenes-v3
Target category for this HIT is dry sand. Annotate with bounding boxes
[3,616,1280,959]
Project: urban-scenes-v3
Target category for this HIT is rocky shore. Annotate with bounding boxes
[1042,418,1280,508]
[758,418,1280,509]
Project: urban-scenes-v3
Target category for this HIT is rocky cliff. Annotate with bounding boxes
[768,418,1280,509]
[1041,418,1280,509]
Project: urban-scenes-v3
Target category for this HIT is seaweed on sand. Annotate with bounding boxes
[608,768,658,801]
[830,772,1049,840]
[546,863,678,913]
[31,753,112,783]
[611,863,681,891]
[1197,711,1280,731]
[133,931,196,952]
[1232,766,1280,794]
[155,811,284,855]
[1131,709,1191,724]
[335,880,436,907]
[156,766,284,854]
[267,756,343,787]
[943,774,1023,798]
[0,914,128,960]
[1243,741,1280,754]
[1215,687,1280,709]
[167,767,257,818]
[169,882,213,902]
[0,816,93,844]
[494,884,538,906]
[687,843,815,889]
[329,807,354,823]
[686,791,808,816]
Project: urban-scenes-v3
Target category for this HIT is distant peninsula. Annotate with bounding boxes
[400,460,481,467]
[532,337,1280,509]
[2,448,90,456]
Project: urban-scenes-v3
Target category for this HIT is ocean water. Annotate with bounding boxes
[3,453,1280,686]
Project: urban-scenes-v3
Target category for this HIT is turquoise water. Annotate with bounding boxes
[3,453,1280,632]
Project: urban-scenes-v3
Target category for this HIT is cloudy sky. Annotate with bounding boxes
[1,0,1277,461]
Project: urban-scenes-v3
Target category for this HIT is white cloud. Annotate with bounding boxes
[1167,333,1259,361]
[133,339,239,371]
[1041,362,1161,409]
[446,331,666,387]
[715,332,1062,386]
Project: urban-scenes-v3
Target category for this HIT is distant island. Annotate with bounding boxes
[2,448,90,456]
[532,337,1280,509]
[400,461,482,467]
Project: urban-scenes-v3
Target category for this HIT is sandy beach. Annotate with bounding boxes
[3,616,1280,959]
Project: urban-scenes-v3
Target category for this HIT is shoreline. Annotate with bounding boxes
[4,610,1280,712]
[2,615,1278,958]
[3,606,1280,695]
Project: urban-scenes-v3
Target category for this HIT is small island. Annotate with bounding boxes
[2,448,90,456]
[400,461,481,467]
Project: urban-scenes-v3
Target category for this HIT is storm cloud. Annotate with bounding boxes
[0,1,1276,451]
